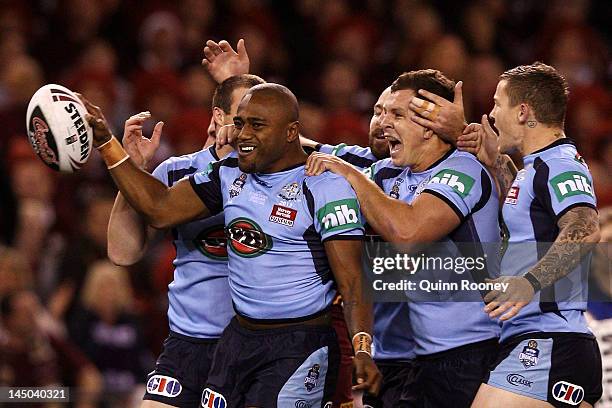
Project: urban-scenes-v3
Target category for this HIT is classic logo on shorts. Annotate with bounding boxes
[226,217,272,257]
[552,381,584,405]
[146,375,182,397]
[550,171,593,202]
[194,225,228,260]
[269,204,297,227]
[506,373,533,388]
[317,199,361,233]
[505,186,520,205]
[304,364,320,392]
[229,173,247,198]
[201,388,227,408]
[429,169,475,198]
[295,400,311,408]
[518,340,539,368]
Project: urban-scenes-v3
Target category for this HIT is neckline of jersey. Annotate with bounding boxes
[208,144,220,161]
[526,137,575,158]
[255,161,306,176]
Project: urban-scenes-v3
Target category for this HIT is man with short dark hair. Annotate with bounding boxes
[307,69,501,408]
[85,82,381,407]
[107,73,264,408]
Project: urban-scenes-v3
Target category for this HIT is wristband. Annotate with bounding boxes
[523,272,542,293]
[97,136,129,169]
[352,332,372,357]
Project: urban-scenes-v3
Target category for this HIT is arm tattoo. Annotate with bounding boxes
[528,206,600,288]
[492,154,517,199]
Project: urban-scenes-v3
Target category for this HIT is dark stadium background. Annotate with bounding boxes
[0,0,609,407]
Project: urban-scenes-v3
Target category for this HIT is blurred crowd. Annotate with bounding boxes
[0,0,609,406]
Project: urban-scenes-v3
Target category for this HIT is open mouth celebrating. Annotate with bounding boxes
[386,135,403,155]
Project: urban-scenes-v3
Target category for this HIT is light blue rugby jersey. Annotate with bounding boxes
[189,157,365,321]
[499,139,596,341]
[372,149,501,356]
[316,143,379,169]
[323,145,416,361]
[151,146,233,339]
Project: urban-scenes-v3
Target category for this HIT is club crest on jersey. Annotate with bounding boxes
[229,173,247,198]
[146,375,182,397]
[201,388,227,408]
[226,217,272,257]
[505,186,520,205]
[304,364,320,392]
[518,339,539,368]
[429,169,475,198]
[279,182,301,201]
[194,225,228,260]
[390,178,404,199]
[269,204,297,227]
[317,199,361,233]
[550,171,593,202]
[552,381,584,405]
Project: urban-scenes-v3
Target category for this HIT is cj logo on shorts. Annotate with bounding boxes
[201,388,227,408]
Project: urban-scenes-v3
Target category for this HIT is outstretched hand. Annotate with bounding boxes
[122,112,164,169]
[202,39,250,83]
[409,81,466,144]
[75,92,113,147]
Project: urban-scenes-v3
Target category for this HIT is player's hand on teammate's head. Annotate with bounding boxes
[304,152,353,177]
[202,39,250,84]
[409,80,466,145]
[483,276,534,321]
[122,111,163,169]
[352,352,382,395]
[75,92,113,147]
[215,124,239,150]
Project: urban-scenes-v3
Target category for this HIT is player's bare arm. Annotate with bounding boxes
[108,112,164,265]
[79,95,210,229]
[324,239,382,395]
[305,152,461,242]
[484,206,600,321]
[409,80,467,144]
[458,115,517,199]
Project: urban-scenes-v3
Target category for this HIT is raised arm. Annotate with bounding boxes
[108,112,164,265]
[80,95,210,229]
[324,239,381,395]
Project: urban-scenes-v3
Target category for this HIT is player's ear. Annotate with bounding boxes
[212,107,226,127]
[424,129,434,140]
[287,121,300,142]
[517,103,529,125]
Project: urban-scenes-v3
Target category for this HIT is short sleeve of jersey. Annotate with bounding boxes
[188,163,223,215]
[310,175,365,241]
[152,161,170,185]
[536,158,597,219]
[316,143,335,154]
[317,143,377,169]
[422,156,489,220]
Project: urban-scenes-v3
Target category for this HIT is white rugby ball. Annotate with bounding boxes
[25,84,93,172]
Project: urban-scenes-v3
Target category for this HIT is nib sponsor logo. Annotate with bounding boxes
[550,171,593,201]
[429,169,475,198]
[317,199,362,233]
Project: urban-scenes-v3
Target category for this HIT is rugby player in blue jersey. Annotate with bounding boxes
[80,83,381,407]
[107,70,264,406]
[439,63,602,408]
[306,69,502,408]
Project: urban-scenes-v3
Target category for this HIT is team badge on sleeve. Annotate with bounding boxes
[429,169,475,198]
[317,199,361,233]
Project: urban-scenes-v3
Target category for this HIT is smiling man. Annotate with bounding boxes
[80,83,380,407]
[306,69,501,407]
